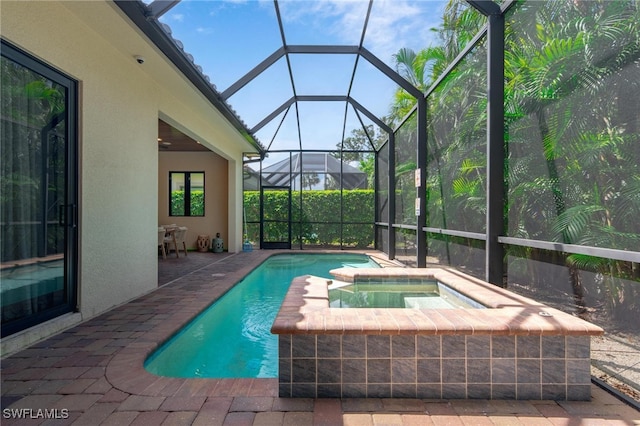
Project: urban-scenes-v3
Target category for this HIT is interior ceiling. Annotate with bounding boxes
[158,119,209,152]
[146,0,441,155]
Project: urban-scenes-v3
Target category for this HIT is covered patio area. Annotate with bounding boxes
[2,251,637,425]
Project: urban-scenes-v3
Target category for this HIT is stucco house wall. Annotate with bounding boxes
[1,0,254,343]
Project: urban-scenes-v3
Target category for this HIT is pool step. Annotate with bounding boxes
[327,280,353,292]
[404,296,456,309]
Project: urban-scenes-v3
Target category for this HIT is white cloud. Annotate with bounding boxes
[363,0,444,62]
[277,0,444,63]
[169,13,185,22]
[278,0,368,42]
[196,27,214,34]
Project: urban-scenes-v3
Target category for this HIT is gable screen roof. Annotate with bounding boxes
[261,153,367,189]
[115,0,434,158]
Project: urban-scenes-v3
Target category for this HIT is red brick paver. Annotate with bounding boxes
[1,251,639,425]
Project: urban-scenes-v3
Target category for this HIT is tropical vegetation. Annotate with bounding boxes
[386,0,640,323]
[169,190,204,216]
[244,189,374,248]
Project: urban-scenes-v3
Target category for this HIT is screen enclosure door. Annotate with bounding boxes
[260,186,291,249]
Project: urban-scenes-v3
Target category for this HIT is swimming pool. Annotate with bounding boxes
[144,253,378,378]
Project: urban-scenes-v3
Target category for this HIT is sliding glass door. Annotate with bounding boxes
[1,40,78,337]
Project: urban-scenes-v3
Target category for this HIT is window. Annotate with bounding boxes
[170,172,204,216]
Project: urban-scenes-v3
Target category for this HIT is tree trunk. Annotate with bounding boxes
[536,109,588,318]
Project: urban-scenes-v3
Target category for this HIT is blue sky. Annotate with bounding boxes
[155,0,446,154]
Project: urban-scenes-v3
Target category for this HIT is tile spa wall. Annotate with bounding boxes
[271,268,603,400]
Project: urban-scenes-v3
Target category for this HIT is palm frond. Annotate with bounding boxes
[551,204,606,243]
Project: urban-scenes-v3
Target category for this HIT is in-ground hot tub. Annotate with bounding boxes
[328,279,487,309]
[271,267,604,400]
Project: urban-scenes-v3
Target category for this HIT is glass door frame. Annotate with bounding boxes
[1,40,78,337]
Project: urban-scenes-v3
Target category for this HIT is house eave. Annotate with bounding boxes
[113,0,265,156]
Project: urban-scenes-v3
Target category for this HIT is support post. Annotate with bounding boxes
[485,8,506,285]
[388,133,396,260]
[416,96,428,268]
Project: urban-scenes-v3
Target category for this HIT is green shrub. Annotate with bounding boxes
[243,189,374,247]
[170,190,204,216]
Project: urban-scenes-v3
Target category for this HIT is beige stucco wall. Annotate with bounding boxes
[158,152,228,250]
[1,1,254,331]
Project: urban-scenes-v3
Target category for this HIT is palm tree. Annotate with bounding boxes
[504,0,640,318]
[387,0,640,320]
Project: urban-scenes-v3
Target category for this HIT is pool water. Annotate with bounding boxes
[328,282,486,309]
[144,253,378,378]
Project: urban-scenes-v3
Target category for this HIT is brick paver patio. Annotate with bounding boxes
[2,250,639,425]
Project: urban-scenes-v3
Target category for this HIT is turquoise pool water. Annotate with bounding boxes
[144,253,378,378]
[328,282,486,309]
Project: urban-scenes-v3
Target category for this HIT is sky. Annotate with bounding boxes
[154,0,447,155]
